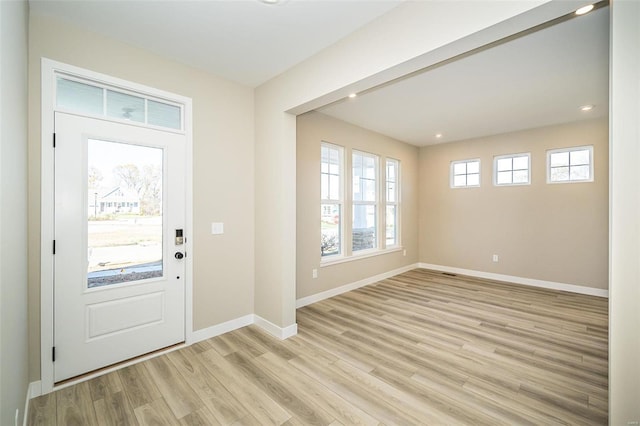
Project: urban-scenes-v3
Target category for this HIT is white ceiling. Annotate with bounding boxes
[30,1,609,146]
[29,0,402,87]
[318,6,609,146]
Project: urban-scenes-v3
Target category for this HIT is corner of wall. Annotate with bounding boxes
[1,0,30,424]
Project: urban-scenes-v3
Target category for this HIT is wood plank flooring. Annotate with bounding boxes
[28,268,608,425]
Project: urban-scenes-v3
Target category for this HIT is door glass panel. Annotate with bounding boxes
[87,139,163,288]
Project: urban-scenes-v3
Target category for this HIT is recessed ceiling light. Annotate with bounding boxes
[435,133,443,139]
[580,104,595,112]
[348,93,357,99]
[259,0,280,4]
[575,4,594,15]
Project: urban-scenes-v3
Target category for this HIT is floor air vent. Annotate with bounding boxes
[442,272,457,277]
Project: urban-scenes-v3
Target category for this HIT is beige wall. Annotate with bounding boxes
[1,0,29,423]
[296,114,609,295]
[255,0,556,330]
[265,0,638,416]
[419,118,608,289]
[28,14,255,380]
[20,0,640,416]
[296,112,418,299]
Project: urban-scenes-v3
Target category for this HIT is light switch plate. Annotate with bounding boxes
[211,222,224,235]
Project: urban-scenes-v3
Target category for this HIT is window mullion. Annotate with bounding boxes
[345,150,353,257]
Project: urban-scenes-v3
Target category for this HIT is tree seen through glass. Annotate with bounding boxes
[87,139,163,288]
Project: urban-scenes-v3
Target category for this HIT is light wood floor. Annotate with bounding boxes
[28,268,608,425]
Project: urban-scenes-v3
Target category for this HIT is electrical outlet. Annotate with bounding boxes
[403,249,406,256]
[492,254,499,262]
[312,269,318,279]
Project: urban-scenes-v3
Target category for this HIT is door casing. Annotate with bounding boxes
[39,58,194,394]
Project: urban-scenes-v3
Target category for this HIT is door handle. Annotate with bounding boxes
[174,252,184,260]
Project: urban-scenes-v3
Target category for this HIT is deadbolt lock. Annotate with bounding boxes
[175,229,184,245]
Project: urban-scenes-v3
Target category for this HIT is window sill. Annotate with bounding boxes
[320,247,403,268]
[546,178,594,184]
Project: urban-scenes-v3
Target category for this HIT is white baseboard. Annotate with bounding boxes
[190,313,298,343]
[296,263,420,308]
[254,315,298,340]
[189,314,254,344]
[23,381,42,425]
[28,313,297,402]
[28,381,42,399]
[418,263,609,298]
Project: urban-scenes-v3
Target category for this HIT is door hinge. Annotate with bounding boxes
[52,347,56,362]
[53,240,56,255]
[53,133,56,148]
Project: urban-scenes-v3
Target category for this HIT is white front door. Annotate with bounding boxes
[54,112,186,382]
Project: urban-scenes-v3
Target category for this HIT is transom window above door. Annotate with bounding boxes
[56,76,183,131]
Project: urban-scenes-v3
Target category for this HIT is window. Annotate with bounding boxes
[352,151,378,252]
[385,159,400,247]
[321,143,343,257]
[56,76,183,130]
[547,146,593,183]
[320,146,401,262]
[451,159,480,188]
[494,153,530,186]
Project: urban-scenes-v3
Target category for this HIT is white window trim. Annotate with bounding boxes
[493,152,531,186]
[385,158,401,248]
[450,158,481,188]
[546,145,594,184]
[320,246,404,267]
[320,149,403,264]
[40,58,194,394]
[320,141,344,260]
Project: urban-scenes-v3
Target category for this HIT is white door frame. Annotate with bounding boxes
[40,58,194,394]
